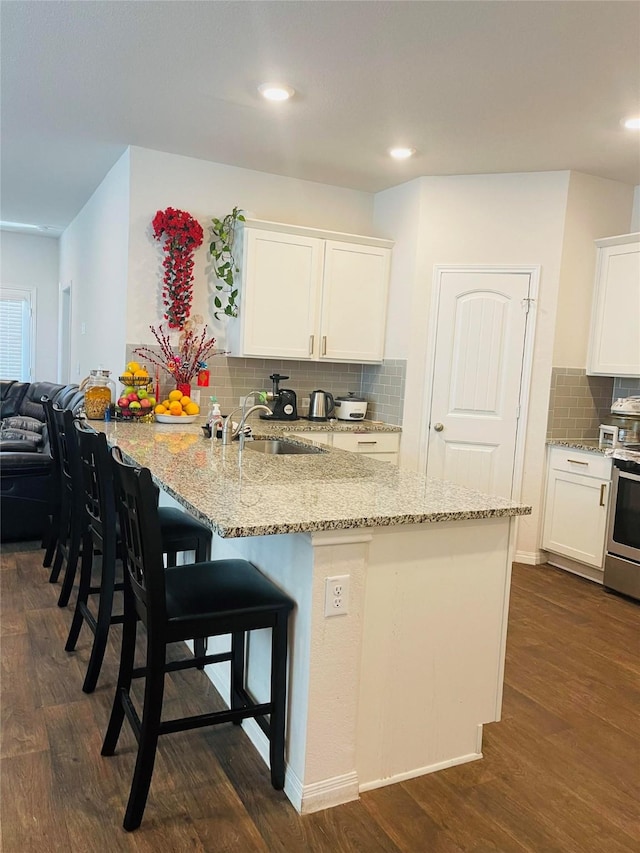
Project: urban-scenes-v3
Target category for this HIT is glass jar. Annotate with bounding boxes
[84,369,116,420]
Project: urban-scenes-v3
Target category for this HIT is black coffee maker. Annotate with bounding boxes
[260,373,299,421]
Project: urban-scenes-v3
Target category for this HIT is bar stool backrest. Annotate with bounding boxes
[51,405,83,499]
[74,421,116,551]
[111,448,166,618]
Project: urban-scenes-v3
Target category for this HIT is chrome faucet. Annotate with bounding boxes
[221,403,272,446]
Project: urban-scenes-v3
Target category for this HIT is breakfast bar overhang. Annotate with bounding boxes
[97,420,531,814]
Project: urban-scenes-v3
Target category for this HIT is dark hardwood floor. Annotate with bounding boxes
[1,542,638,852]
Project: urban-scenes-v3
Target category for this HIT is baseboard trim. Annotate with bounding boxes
[299,771,360,814]
[514,549,546,565]
[358,750,482,793]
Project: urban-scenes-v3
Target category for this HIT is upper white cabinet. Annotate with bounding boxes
[228,219,393,363]
[587,233,640,377]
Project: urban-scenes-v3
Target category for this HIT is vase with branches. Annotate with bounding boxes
[209,206,245,319]
[134,322,219,394]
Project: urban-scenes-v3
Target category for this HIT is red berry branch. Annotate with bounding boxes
[134,323,218,385]
[152,207,204,329]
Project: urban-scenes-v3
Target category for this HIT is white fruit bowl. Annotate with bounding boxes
[155,414,198,424]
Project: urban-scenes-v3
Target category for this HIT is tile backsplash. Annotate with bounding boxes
[126,345,406,425]
[613,377,640,400]
[547,368,614,440]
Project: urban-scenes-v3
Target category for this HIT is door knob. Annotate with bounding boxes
[433,423,444,432]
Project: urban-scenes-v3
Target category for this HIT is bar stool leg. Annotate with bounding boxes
[230,631,246,723]
[122,639,166,832]
[81,539,118,694]
[65,532,94,651]
[57,514,82,607]
[269,615,288,790]
[102,590,137,756]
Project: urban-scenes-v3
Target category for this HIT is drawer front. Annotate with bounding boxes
[548,447,612,479]
[332,432,400,454]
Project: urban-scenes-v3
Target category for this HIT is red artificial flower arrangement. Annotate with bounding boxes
[152,207,204,329]
[134,323,218,386]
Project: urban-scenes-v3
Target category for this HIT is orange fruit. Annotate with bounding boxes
[134,369,149,379]
[180,396,191,407]
[154,404,167,414]
[126,361,140,373]
[169,401,183,416]
[180,411,188,417]
[161,399,170,409]
[121,370,133,380]
[168,390,183,402]
[184,402,199,416]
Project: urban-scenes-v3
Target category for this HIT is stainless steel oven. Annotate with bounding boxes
[604,456,640,601]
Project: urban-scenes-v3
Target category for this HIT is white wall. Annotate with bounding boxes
[631,185,640,232]
[553,174,633,367]
[0,230,59,381]
[59,150,131,383]
[376,171,572,562]
[127,146,375,351]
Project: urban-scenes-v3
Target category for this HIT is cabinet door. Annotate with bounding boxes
[542,469,609,568]
[588,240,640,377]
[320,241,390,362]
[239,229,323,359]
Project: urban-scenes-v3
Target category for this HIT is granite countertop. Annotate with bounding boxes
[245,417,401,435]
[546,438,606,454]
[97,420,530,538]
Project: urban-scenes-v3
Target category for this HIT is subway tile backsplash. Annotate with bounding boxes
[613,377,640,400]
[126,344,406,425]
[547,368,614,440]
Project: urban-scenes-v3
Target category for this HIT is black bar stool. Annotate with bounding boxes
[40,397,61,568]
[65,420,213,693]
[102,447,294,832]
[48,405,85,606]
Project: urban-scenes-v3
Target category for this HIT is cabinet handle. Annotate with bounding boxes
[357,440,377,445]
[322,335,327,355]
[567,458,588,466]
[309,335,314,355]
[599,483,606,507]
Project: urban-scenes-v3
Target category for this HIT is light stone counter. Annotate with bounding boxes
[98,420,530,538]
[546,438,605,454]
[95,418,530,816]
[253,417,402,435]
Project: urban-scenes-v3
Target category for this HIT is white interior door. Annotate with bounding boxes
[426,269,534,499]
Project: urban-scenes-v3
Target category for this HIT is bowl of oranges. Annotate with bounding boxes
[154,389,200,424]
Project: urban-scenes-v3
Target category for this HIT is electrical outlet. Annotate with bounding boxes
[239,395,254,408]
[324,574,350,617]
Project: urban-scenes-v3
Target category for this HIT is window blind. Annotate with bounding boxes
[0,290,32,380]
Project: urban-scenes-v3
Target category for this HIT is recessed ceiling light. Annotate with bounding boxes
[258,83,295,102]
[389,147,416,160]
[623,117,640,130]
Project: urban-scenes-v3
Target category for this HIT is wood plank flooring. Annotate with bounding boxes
[1,542,638,852]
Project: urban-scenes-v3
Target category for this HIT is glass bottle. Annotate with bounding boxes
[84,369,116,420]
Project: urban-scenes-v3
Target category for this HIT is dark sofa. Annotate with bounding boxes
[0,380,84,541]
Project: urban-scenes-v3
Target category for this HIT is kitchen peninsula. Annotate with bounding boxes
[97,419,531,814]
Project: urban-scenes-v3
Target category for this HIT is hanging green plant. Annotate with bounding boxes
[209,206,245,319]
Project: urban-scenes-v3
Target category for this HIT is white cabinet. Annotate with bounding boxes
[292,430,400,464]
[542,447,612,571]
[587,233,640,377]
[228,220,392,363]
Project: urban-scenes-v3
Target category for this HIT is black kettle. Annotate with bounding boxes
[308,390,335,421]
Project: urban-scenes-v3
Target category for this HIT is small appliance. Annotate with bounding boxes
[334,392,368,421]
[605,397,640,447]
[260,373,299,421]
[308,390,335,421]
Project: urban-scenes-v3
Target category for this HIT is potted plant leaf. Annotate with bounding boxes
[209,206,245,319]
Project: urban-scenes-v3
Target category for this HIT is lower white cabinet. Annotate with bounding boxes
[292,431,400,464]
[542,447,612,571]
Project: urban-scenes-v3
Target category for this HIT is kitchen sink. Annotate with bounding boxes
[244,439,325,455]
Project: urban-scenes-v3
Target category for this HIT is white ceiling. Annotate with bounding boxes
[1,1,639,233]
